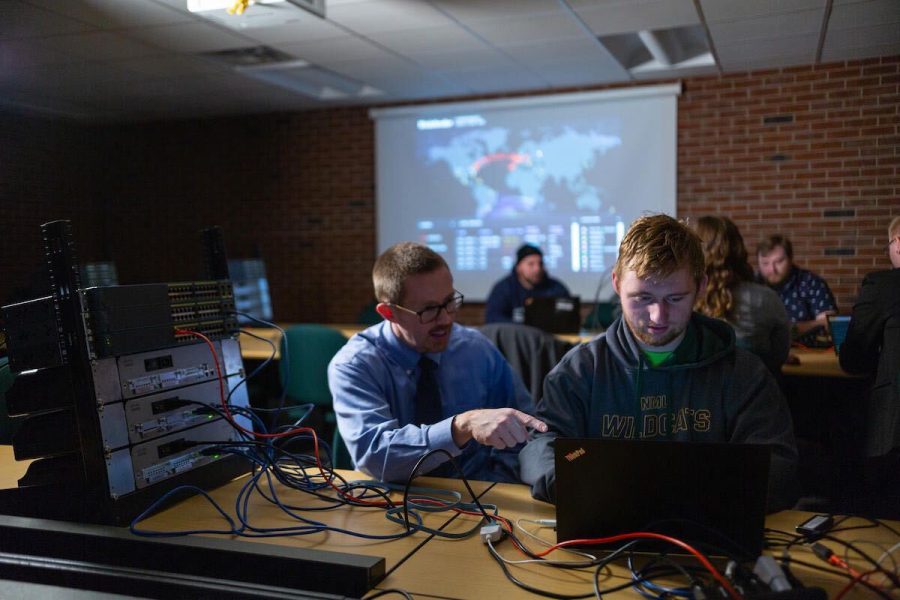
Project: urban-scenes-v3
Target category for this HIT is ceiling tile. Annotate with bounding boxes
[716,33,819,69]
[276,34,391,64]
[0,39,81,70]
[430,0,563,22]
[823,23,900,50]
[821,40,900,62]
[111,54,232,79]
[230,12,347,45]
[26,0,192,29]
[0,1,98,40]
[573,0,699,36]
[366,25,480,54]
[440,63,548,94]
[707,9,824,44]
[463,11,588,46]
[327,0,454,34]
[411,47,518,71]
[41,31,163,62]
[698,0,825,23]
[498,38,622,68]
[828,0,900,30]
[128,21,252,53]
[533,58,632,87]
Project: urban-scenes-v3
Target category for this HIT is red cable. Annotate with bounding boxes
[833,569,877,600]
[828,554,863,580]
[177,329,389,508]
[534,532,743,600]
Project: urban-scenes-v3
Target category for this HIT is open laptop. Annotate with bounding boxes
[827,315,852,356]
[554,438,771,558]
[524,296,581,334]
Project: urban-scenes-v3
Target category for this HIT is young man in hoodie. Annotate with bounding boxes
[519,214,799,511]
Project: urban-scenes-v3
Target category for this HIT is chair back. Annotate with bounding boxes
[278,325,348,406]
[479,323,574,404]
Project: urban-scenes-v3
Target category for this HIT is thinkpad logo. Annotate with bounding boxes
[564,447,586,462]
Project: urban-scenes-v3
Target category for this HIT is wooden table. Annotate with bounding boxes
[782,347,859,379]
[390,481,899,599]
[239,324,364,361]
[3,445,894,599]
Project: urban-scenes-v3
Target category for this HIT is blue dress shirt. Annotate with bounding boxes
[328,321,533,483]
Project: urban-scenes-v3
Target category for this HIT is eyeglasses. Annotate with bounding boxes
[392,291,464,324]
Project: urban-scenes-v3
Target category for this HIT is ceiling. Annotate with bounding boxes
[1,0,898,122]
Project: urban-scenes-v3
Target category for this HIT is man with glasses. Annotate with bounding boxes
[839,216,900,510]
[329,242,546,483]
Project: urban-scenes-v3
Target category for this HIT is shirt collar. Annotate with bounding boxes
[378,320,447,370]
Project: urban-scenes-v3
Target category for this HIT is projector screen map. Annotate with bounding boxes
[425,125,622,219]
[372,87,678,300]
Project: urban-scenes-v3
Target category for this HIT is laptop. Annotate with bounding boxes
[827,315,852,356]
[523,296,581,334]
[554,438,771,558]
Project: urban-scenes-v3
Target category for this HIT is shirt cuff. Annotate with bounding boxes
[428,416,465,457]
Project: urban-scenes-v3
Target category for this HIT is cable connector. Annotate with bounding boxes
[480,523,502,544]
[534,519,556,526]
[811,543,833,562]
[753,555,792,592]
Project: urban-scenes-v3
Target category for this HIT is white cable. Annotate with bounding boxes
[513,518,598,563]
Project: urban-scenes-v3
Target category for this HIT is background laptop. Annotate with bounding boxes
[524,296,581,334]
[554,438,771,558]
[827,315,852,356]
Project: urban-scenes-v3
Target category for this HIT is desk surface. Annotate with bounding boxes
[2,445,895,599]
[239,324,363,361]
[240,326,854,379]
[238,324,592,361]
[782,347,858,378]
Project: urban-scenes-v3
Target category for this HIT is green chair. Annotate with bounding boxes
[278,324,350,467]
[0,357,16,444]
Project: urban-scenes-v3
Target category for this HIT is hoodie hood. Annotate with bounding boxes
[605,312,736,372]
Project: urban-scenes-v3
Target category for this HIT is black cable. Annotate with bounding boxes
[821,534,900,588]
[363,589,414,600]
[592,540,648,600]
[401,449,492,532]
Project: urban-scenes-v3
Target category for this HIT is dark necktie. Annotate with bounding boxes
[414,356,442,425]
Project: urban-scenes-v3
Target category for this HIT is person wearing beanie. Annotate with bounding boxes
[485,244,571,324]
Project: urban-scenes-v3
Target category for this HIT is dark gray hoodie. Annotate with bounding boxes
[519,313,799,512]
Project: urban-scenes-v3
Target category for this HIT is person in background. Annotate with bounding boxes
[694,216,790,375]
[328,242,546,483]
[485,244,570,324]
[839,216,900,504]
[519,214,799,511]
[756,234,837,335]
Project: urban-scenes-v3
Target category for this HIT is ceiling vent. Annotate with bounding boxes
[199,46,383,100]
[600,24,715,76]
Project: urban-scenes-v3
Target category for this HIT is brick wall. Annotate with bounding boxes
[1,56,897,323]
[678,57,899,312]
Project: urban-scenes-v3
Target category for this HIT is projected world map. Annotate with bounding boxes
[426,126,622,219]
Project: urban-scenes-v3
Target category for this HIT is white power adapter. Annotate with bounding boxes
[480,523,502,543]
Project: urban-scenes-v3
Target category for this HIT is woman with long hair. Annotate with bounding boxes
[695,216,790,374]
